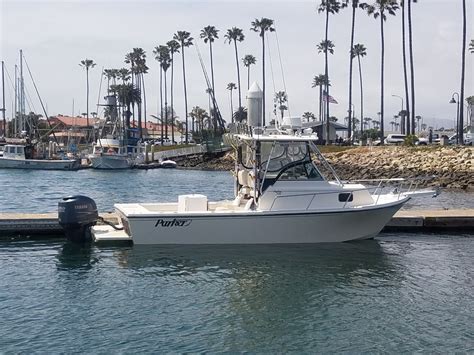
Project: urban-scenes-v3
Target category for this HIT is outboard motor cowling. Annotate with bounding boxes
[58,196,98,243]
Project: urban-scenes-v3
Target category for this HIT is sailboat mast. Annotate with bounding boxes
[14,65,18,136]
[1,61,5,136]
[20,49,25,132]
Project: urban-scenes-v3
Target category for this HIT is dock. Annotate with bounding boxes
[0,210,472,239]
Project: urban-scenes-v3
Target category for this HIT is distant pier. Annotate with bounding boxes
[0,210,472,239]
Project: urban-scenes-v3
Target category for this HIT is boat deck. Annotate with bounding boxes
[115,200,251,217]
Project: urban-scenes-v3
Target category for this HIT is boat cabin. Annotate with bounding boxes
[2,144,27,160]
[92,138,127,155]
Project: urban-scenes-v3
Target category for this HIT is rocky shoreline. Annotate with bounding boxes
[176,146,473,191]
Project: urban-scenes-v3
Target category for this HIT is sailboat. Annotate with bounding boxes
[0,51,80,171]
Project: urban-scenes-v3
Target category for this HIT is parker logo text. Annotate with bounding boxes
[155,219,192,227]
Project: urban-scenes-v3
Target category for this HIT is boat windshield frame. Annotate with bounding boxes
[238,137,342,195]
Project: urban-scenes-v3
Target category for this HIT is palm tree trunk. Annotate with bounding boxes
[86,67,90,142]
[325,7,330,145]
[230,89,234,123]
[358,54,364,135]
[234,40,242,109]
[262,35,266,126]
[182,47,189,143]
[142,73,147,137]
[131,69,135,123]
[380,14,385,144]
[160,67,163,143]
[348,1,356,140]
[408,0,415,135]
[164,70,168,139]
[247,66,250,90]
[401,0,410,135]
[459,0,466,144]
[137,74,142,139]
[319,86,322,122]
[170,56,175,144]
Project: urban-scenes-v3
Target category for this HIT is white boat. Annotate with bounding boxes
[0,144,80,170]
[159,159,177,169]
[72,83,436,245]
[88,138,134,170]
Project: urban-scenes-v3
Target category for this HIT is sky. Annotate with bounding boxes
[1,0,473,130]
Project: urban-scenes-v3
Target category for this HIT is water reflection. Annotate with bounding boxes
[55,242,98,271]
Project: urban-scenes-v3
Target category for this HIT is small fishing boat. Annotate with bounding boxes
[59,83,438,245]
[88,138,134,170]
[0,143,80,170]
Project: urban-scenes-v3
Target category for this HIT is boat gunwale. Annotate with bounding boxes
[116,196,410,219]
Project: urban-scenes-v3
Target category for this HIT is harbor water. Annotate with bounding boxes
[0,168,473,212]
[0,169,473,352]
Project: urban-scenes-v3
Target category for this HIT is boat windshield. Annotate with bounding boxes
[241,141,324,188]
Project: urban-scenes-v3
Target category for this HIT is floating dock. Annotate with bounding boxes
[0,210,472,239]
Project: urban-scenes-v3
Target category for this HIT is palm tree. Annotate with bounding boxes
[317,39,335,142]
[416,115,422,133]
[242,54,257,90]
[346,0,365,141]
[79,58,96,140]
[274,91,288,122]
[111,83,141,132]
[225,27,245,110]
[154,45,171,141]
[407,0,418,135]
[125,48,148,138]
[302,112,316,122]
[251,17,275,126]
[103,69,115,94]
[421,123,427,131]
[167,40,180,145]
[173,31,194,143]
[312,74,330,121]
[362,0,399,143]
[318,0,343,144]
[227,83,237,122]
[118,68,130,83]
[389,120,395,131]
[189,106,209,133]
[351,43,367,135]
[364,117,372,130]
[200,26,219,95]
[459,0,467,144]
[400,0,410,135]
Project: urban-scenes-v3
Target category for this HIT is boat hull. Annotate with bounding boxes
[89,155,132,169]
[0,157,80,170]
[121,199,407,244]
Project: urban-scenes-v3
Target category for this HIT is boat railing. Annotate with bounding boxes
[268,177,437,211]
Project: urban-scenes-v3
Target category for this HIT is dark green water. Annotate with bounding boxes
[1,234,473,352]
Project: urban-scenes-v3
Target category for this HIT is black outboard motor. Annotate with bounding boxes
[58,196,98,243]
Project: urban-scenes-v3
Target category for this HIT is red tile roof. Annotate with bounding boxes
[49,115,97,127]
